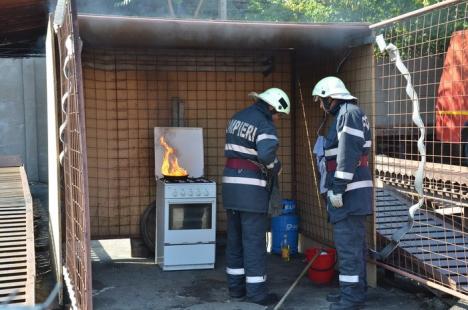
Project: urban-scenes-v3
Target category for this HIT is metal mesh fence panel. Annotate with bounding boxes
[294,57,336,247]
[55,0,92,308]
[81,48,292,238]
[372,0,468,298]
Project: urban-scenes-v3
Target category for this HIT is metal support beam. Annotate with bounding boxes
[218,0,227,20]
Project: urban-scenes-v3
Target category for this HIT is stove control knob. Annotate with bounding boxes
[188,189,193,197]
[172,189,178,197]
[180,189,186,197]
[196,189,201,197]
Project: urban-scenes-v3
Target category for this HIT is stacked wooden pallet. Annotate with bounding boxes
[0,165,35,304]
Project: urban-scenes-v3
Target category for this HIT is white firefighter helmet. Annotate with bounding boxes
[249,88,290,115]
[312,76,357,101]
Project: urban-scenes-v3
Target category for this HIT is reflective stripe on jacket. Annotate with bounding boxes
[222,101,281,212]
[324,102,373,223]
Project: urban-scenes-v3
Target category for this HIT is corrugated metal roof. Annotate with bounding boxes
[78,14,372,51]
[0,0,48,57]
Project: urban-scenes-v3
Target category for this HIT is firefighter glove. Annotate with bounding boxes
[328,191,343,208]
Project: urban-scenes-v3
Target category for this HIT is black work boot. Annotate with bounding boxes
[229,288,246,299]
[248,293,279,306]
[326,291,341,303]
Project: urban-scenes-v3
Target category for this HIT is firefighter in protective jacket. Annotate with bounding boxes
[222,88,289,306]
[312,77,373,310]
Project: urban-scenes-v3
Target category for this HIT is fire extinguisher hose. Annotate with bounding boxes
[372,35,427,260]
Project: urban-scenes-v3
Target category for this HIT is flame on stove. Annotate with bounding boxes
[159,136,188,176]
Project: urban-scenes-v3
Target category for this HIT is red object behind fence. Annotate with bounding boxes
[436,30,468,143]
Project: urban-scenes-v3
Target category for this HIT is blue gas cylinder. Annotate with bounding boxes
[282,199,296,215]
[271,214,299,255]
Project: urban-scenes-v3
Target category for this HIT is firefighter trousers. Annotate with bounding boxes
[333,215,368,306]
[225,209,268,301]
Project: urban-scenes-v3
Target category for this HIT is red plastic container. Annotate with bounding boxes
[305,248,336,285]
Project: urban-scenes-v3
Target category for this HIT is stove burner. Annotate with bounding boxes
[160,177,214,184]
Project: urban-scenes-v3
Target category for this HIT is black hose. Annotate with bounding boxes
[140,201,156,253]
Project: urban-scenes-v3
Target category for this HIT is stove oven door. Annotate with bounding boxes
[164,198,216,244]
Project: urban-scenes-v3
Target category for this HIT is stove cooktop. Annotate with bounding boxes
[159,177,215,184]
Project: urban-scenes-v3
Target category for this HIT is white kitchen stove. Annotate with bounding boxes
[154,128,216,271]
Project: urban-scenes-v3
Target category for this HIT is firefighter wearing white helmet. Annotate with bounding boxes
[222,87,290,306]
[251,87,291,115]
[312,76,357,111]
[313,77,372,310]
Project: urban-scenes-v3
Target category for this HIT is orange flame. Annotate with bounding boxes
[159,136,188,176]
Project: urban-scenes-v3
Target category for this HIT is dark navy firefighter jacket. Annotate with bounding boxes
[324,102,373,224]
[222,101,281,213]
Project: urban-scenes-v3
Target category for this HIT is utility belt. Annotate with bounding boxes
[225,158,275,190]
[225,158,262,172]
[326,155,368,172]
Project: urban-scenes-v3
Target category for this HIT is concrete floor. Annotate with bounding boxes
[90,239,449,310]
[27,183,462,309]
